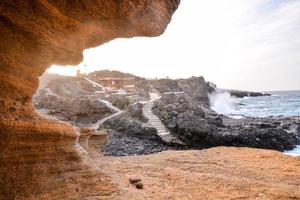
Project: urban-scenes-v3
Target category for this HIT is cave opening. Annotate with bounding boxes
[0,0,185,199]
[33,61,180,157]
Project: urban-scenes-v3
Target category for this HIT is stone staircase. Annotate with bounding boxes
[143,100,185,146]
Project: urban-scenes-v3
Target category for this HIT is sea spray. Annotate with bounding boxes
[209,92,238,115]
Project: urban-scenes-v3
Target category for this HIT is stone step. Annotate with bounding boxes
[148,120,162,122]
[153,126,166,130]
[158,131,168,134]
[149,118,161,121]
[151,123,164,126]
[151,121,163,123]
[154,125,165,128]
[158,132,170,136]
[150,121,163,124]
[142,96,186,146]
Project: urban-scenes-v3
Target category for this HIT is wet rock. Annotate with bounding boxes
[225,90,271,98]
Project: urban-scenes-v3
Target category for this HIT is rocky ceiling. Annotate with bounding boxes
[0,1,180,199]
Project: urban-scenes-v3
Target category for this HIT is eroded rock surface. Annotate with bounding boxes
[0,0,180,199]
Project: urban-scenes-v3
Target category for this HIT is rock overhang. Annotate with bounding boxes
[0,1,180,199]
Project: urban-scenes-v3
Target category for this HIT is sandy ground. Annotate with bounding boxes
[87,146,300,200]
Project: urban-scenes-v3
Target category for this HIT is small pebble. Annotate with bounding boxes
[129,178,144,189]
[135,182,144,189]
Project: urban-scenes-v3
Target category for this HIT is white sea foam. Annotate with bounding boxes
[284,145,300,157]
[209,92,238,115]
[210,90,300,157]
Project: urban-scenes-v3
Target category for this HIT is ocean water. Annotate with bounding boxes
[210,90,300,156]
[231,91,300,118]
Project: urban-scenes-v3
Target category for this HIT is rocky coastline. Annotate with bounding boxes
[34,72,300,156]
[3,1,299,198]
[152,92,300,151]
[222,89,271,98]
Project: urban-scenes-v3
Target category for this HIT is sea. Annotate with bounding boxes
[209,90,300,157]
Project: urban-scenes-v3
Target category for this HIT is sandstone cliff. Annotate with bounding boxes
[0,1,180,199]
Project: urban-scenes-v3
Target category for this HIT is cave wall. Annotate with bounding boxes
[0,1,180,199]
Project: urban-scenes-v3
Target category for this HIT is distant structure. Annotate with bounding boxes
[83,69,137,92]
[95,77,135,91]
[76,70,86,78]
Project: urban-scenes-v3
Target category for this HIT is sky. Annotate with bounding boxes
[48,0,300,91]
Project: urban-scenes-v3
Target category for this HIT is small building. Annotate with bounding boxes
[76,70,86,78]
[96,77,135,90]
[123,85,135,93]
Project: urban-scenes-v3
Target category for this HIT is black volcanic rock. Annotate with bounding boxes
[178,76,215,106]
[127,103,148,123]
[34,72,299,154]
[103,107,169,156]
[152,94,221,147]
[108,95,131,110]
[226,90,271,98]
[103,106,157,141]
[151,78,182,93]
[215,117,300,151]
[103,130,172,156]
[153,93,300,151]
[34,73,114,127]
[151,76,215,106]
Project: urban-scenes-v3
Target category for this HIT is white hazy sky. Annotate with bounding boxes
[48,0,300,91]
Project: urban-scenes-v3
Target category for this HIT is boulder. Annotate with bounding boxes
[104,113,158,141]
[127,103,148,123]
[108,94,131,110]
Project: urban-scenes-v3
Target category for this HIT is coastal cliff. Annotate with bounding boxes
[0,1,299,200]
